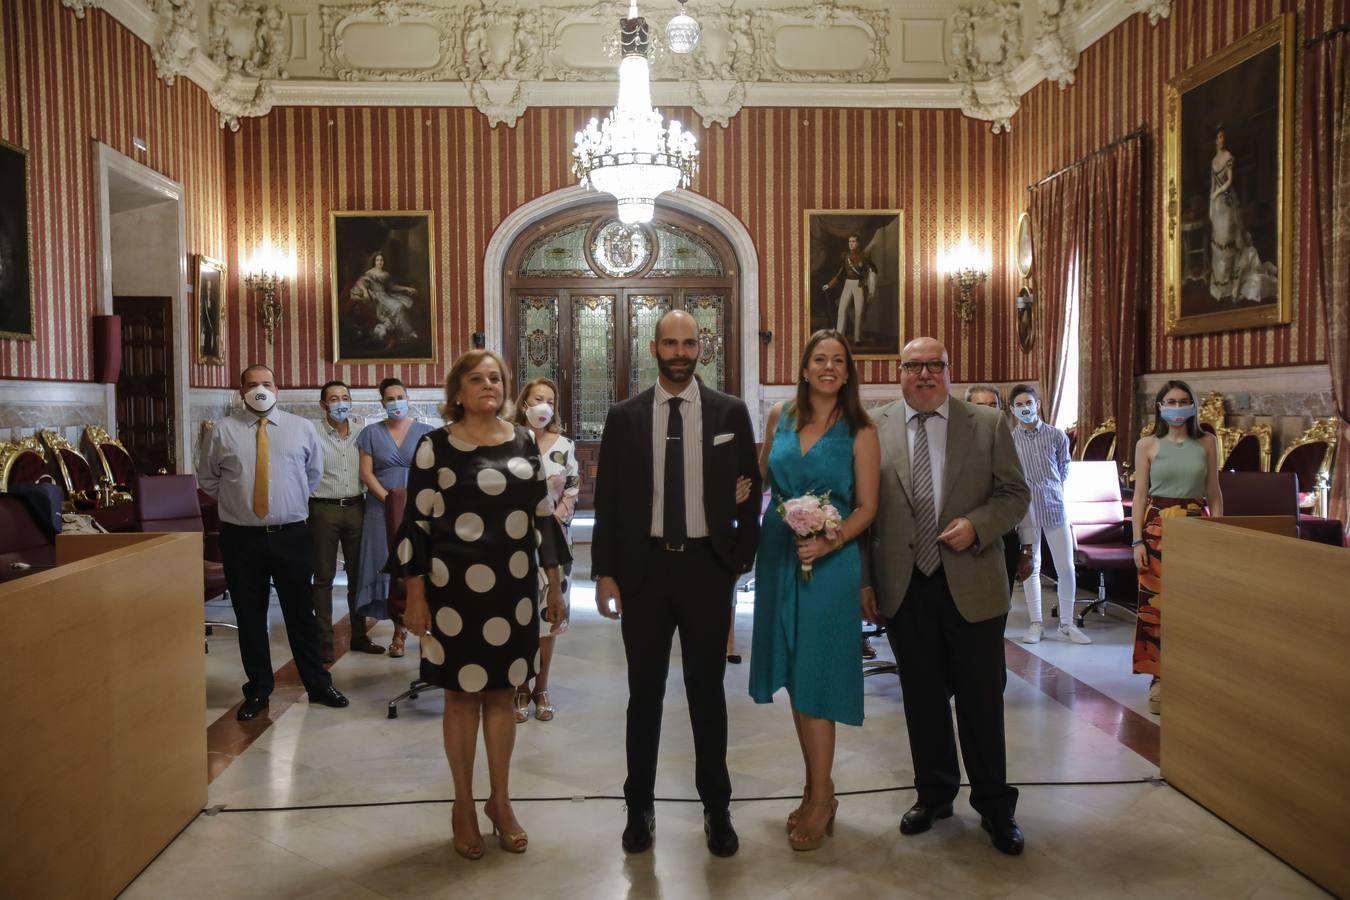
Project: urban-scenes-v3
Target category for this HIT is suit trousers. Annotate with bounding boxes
[220,522,332,702]
[887,565,1018,821]
[835,278,866,340]
[308,499,368,657]
[620,541,736,812]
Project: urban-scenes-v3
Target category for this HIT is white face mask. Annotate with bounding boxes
[243,386,276,414]
[526,402,554,429]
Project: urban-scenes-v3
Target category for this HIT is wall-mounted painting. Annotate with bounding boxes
[331,210,436,364]
[0,140,34,341]
[193,254,226,365]
[802,209,904,359]
[1164,13,1294,336]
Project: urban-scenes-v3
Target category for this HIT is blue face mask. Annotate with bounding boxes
[326,402,351,423]
[1159,404,1195,426]
[384,398,410,420]
[1013,401,1038,424]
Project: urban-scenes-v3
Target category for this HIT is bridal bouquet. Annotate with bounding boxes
[778,491,844,582]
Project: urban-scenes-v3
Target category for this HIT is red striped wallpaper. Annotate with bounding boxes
[1006,0,1344,373]
[225,106,1011,388]
[0,0,228,386]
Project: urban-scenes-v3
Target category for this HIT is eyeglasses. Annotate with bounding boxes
[1159,398,1192,407]
[900,360,949,375]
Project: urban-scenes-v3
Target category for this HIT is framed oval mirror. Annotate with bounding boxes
[1016,285,1034,352]
[1015,211,1033,279]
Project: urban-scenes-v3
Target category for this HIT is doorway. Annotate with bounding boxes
[502,203,740,508]
[94,143,191,473]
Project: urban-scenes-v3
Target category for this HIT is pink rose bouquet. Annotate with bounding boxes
[778,490,844,581]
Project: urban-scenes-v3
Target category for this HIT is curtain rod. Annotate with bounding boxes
[1305,22,1350,48]
[1027,126,1147,192]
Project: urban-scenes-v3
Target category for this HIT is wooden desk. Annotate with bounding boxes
[1163,517,1350,896]
[0,533,206,899]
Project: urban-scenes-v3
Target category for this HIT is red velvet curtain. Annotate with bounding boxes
[1077,138,1144,469]
[1308,34,1350,528]
[1028,170,1084,426]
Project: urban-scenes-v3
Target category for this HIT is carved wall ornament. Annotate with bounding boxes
[470,79,530,128]
[691,80,747,128]
[754,2,889,84]
[950,0,1023,130]
[60,0,102,18]
[152,0,201,86]
[1126,0,1171,26]
[1030,0,1086,89]
[320,1,463,81]
[210,75,277,131]
[209,0,289,82]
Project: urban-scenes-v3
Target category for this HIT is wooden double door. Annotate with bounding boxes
[503,205,740,508]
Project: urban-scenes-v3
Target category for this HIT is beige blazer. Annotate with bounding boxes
[864,396,1030,623]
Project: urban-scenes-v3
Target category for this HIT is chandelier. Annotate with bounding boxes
[572,0,699,225]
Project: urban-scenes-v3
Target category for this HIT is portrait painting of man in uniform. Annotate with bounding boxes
[803,209,903,359]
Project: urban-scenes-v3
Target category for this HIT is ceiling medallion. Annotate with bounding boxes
[572,0,699,225]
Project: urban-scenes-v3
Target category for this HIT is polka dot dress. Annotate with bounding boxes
[390,425,566,693]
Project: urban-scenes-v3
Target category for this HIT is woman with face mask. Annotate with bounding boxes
[507,378,579,723]
[1131,379,1223,715]
[1007,385,1091,646]
[354,377,435,657]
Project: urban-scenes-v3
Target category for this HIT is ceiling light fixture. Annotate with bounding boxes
[572,0,699,225]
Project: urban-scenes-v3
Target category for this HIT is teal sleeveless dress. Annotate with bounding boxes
[749,409,863,726]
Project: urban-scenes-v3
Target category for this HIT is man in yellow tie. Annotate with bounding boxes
[199,364,350,721]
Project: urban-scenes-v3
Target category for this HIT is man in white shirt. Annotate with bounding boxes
[310,380,383,662]
[199,365,349,721]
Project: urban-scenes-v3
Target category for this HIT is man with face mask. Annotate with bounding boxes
[309,380,383,662]
[199,365,349,721]
[861,338,1029,855]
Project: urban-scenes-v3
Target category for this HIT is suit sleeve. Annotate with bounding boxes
[966,418,1031,551]
[730,400,762,572]
[590,405,624,580]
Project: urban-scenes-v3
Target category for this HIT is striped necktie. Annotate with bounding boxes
[911,411,941,575]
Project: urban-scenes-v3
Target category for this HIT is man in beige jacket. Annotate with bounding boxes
[862,337,1030,855]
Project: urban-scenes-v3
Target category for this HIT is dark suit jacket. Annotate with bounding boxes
[591,382,763,596]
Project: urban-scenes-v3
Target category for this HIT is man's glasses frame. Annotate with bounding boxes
[900,360,949,375]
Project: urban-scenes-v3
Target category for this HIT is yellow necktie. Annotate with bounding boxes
[253,419,270,519]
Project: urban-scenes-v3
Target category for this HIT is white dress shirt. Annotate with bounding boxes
[313,419,365,500]
[199,408,323,526]
[651,379,708,538]
[902,396,949,518]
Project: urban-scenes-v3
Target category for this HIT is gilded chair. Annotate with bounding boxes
[1197,391,1226,440]
[1077,417,1117,462]
[82,424,136,503]
[0,437,51,492]
[38,429,101,510]
[1275,418,1340,517]
[1219,423,1273,473]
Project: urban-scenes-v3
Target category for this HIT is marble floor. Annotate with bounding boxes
[129,551,1328,899]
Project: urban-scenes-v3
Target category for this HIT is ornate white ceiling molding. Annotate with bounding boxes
[87,0,1173,133]
[61,0,103,18]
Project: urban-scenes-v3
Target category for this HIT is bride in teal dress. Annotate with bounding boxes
[749,329,879,852]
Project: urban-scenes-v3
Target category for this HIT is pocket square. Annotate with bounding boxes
[713,432,735,446]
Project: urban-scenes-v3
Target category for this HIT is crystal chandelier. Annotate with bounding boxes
[666,0,700,53]
[572,0,699,225]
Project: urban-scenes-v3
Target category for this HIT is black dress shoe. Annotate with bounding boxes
[622,805,655,853]
[236,697,269,721]
[350,639,386,654]
[704,809,739,857]
[726,654,742,665]
[981,816,1025,855]
[899,801,954,835]
[308,686,350,708]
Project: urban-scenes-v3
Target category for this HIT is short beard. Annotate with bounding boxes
[657,355,695,384]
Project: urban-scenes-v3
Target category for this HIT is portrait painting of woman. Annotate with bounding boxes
[331,211,437,363]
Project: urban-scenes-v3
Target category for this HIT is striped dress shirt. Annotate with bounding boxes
[313,419,364,500]
[1012,420,1071,541]
[199,409,323,526]
[650,379,708,538]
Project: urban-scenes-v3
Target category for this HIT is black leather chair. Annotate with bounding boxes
[133,474,231,639]
[0,493,57,584]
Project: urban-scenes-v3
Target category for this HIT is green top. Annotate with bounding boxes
[1149,435,1208,499]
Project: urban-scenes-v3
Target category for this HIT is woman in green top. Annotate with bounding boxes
[1130,380,1223,715]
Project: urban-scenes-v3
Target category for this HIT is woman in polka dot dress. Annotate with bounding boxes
[392,349,568,861]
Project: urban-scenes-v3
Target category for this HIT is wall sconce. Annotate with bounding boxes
[472,332,486,349]
[939,239,990,326]
[243,246,294,345]
[758,330,773,345]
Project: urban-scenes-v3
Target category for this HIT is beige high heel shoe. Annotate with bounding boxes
[484,799,528,854]
[513,687,530,724]
[451,805,484,861]
[788,798,838,852]
[532,689,555,722]
[786,785,810,833]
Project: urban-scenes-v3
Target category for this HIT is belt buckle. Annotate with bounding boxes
[664,541,685,552]
[264,523,285,533]
[339,497,353,508]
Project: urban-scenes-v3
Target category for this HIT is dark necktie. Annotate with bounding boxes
[664,397,686,545]
[912,411,941,575]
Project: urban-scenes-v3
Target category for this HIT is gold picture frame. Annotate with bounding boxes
[0,139,35,342]
[802,209,905,360]
[1164,13,1295,336]
[192,254,226,365]
[330,210,437,365]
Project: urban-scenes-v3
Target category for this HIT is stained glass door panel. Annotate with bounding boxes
[684,294,727,391]
[628,294,673,395]
[516,295,560,391]
[571,294,616,440]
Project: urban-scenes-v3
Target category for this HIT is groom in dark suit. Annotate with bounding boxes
[592,309,762,858]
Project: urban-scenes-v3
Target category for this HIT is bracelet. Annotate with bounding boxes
[1131,539,1146,547]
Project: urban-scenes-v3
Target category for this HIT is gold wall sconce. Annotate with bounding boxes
[243,246,294,345]
[939,238,990,325]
